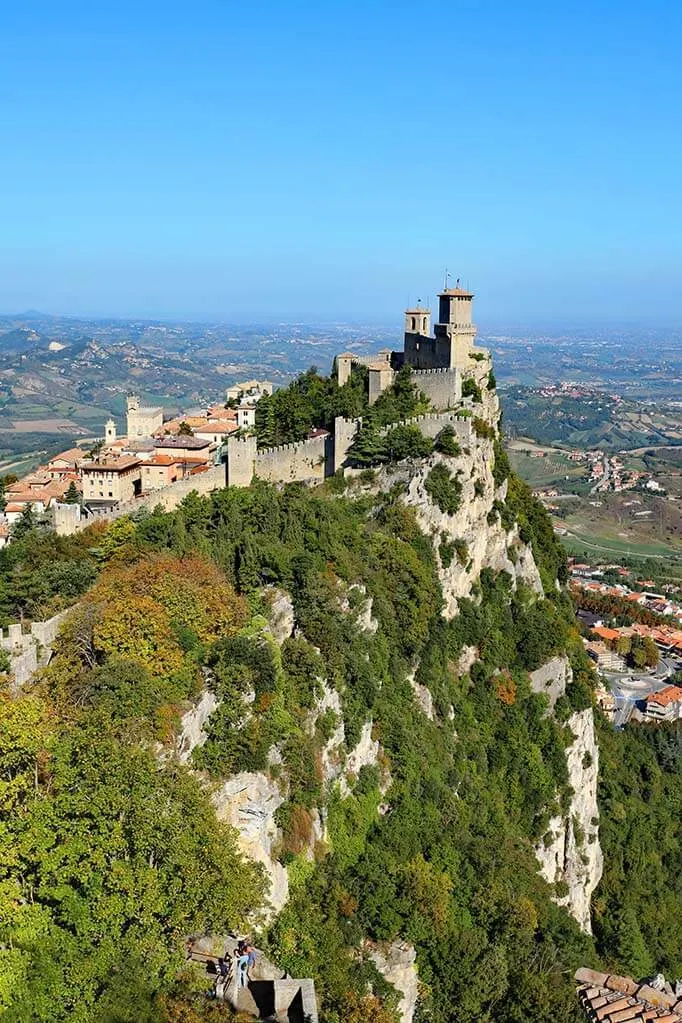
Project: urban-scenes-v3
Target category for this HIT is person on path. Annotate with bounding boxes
[235,949,249,988]
[245,942,257,979]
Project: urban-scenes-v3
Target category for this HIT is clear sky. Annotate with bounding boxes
[2,0,681,324]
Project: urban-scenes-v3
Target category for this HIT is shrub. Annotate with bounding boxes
[462,378,482,403]
[453,538,469,566]
[434,425,461,457]
[439,536,456,568]
[425,464,462,515]
[487,369,497,390]
[383,424,433,463]
[492,438,510,485]
[473,416,495,440]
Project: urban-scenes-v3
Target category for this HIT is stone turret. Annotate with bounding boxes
[433,286,477,369]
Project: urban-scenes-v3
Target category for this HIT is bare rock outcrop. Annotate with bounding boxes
[529,655,571,714]
[536,707,603,933]
[211,772,289,916]
[265,586,295,645]
[368,940,419,1023]
[175,686,218,764]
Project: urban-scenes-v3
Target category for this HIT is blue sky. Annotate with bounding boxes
[1,0,681,324]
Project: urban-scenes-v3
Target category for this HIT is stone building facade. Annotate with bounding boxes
[126,395,164,437]
[336,282,480,406]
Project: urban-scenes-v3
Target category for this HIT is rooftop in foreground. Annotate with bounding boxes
[576,967,682,1021]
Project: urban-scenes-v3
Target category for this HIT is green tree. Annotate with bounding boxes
[10,504,37,540]
[64,481,81,505]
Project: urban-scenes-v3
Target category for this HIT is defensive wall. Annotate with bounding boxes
[332,409,474,474]
[1,609,70,692]
[54,409,476,534]
[54,464,227,535]
[412,367,461,409]
[226,433,332,487]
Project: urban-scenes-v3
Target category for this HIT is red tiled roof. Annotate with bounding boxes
[646,686,682,708]
[576,967,682,1021]
[593,626,620,643]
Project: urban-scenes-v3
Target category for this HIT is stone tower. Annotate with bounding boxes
[434,286,476,368]
[105,418,117,444]
[404,304,431,338]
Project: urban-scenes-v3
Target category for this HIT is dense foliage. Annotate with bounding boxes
[255,363,429,448]
[88,481,592,1022]
[594,718,682,979]
[1,384,680,1021]
[0,555,264,1022]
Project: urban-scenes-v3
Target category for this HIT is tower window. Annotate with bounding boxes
[411,316,416,331]
[423,317,427,332]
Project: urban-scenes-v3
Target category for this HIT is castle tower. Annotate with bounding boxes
[404,305,431,337]
[105,418,117,444]
[434,285,476,368]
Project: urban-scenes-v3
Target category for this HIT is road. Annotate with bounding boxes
[601,655,681,727]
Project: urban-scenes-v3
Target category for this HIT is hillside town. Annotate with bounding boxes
[0,380,272,542]
[569,559,682,724]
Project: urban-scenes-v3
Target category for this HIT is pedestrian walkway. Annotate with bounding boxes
[186,938,318,1022]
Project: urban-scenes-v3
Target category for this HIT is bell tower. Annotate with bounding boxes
[434,283,476,368]
[404,304,431,337]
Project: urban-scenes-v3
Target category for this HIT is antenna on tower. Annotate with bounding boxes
[444,268,450,290]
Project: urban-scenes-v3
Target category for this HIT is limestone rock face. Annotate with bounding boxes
[529,655,571,714]
[368,940,419,1023]
[265,586,295,645]
[374,450,541,620]
[410,677,435,720]
[535,707,603,933]
[175,686,218,764]
[212,772,289,916]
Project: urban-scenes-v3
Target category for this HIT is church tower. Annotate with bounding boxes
[105,417,117,444]
[434,284,476,368]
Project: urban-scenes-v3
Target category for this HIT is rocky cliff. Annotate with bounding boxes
[169,350,603,1019]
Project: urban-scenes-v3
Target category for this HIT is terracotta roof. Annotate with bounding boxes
[576,967,682,1021]
[48,447,88,465]
[194,423,238,435]
[140,453,180,467]
[593,626,620,643]
[646,686,682,708]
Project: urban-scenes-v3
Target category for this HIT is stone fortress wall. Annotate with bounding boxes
[1,609,70,692]
[227,433,331,488]
[54,464,226,535]
[411,367,462,410]
[53,283,487,535]
[54,404,477,535]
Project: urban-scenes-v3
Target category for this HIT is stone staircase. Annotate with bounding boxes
[187,937,318,1022]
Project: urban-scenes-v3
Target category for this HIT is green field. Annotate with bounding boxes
[561,530,682,564]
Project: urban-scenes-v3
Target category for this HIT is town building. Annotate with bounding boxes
[644,685,682,722]
[226,379,273,403]
[78,454,142,508]
[126,395,164,438]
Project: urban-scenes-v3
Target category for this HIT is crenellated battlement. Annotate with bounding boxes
[413,367,459,377]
